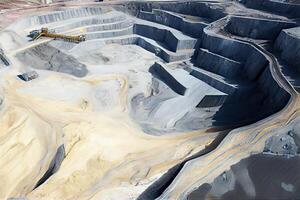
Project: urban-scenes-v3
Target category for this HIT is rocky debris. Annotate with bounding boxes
[225,16,296,40]
[274,27,300,71]
[18,71,39,82]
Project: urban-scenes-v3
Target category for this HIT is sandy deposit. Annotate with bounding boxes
[0,51,217,200]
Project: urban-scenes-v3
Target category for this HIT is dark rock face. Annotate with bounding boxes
[274,28,300,71]
[239,0,300,18]
[35,145,65,189]
[16,44,88,77]
[121,0,293,132]
[272,27,300,92]
[149,62,187,95]
[225,16,296,40]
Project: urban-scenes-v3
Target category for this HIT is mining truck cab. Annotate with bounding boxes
[41,27,49,34]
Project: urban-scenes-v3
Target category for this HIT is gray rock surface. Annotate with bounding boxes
[16,44,88,77]
[225,16,296,40]
[274,27,300,71]
[35,145,65,188]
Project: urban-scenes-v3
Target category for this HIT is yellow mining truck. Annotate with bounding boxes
[28,27,86,43]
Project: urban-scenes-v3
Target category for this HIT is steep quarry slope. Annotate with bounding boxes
[0,1,300,200]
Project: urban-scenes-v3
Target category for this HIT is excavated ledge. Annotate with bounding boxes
[274,27,300,70]
[138,9,207,38]
[195,48,243,79]
[240,0,300,18]
[225,16,296,40]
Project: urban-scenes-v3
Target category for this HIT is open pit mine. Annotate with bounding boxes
[0,0,300,199]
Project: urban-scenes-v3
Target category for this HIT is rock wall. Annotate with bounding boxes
[225,16,296,40]
[8,7,105,31]
[102,35,194,62]
[86,26,133,40]
[138,9,207,38]
[190,68,236,95]
[257,65,290,115]
[243,48,268,81]
[274,27,300,71]
[156,2,226,21]
[195,22,291,125]
[201,32,251,62]
[240,0,300,18]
